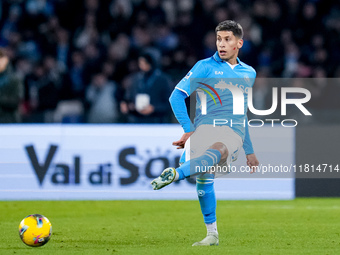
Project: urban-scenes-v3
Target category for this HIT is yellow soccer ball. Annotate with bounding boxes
[19,214,52,247]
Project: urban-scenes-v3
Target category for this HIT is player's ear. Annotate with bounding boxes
[237,38,243,49]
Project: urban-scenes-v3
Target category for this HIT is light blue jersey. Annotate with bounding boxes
[175,51,256,140]
[170,51,256,154]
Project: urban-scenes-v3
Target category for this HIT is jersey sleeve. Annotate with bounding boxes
[169,61,208,133]
[175,61,207,96]
[169,88,194,133]
[243,115,254,155]
[243,66,257,154]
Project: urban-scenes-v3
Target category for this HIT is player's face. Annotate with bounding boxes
[216,31,243,62]
[0,56,9,72]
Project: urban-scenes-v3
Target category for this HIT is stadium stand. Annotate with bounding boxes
[0,0,339,123]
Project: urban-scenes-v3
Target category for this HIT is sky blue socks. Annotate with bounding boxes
[196,174,216,224]
[176,149,221,180]
[175,149,220,225]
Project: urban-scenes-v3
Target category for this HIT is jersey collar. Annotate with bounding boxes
[213,51,242,66]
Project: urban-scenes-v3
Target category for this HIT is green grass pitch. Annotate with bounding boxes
[1,199,340,255]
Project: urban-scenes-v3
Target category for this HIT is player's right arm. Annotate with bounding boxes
[169,61,207,148]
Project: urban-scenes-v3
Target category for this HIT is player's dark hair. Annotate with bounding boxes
[139,51,156,69]
[215,20,243,39]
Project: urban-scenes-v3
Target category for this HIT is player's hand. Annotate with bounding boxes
[138,104,154,115]
[172,132,193,149]
[246,153,259,173]
[120,101,129,114]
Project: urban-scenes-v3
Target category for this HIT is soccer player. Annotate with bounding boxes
[151,20,259,246]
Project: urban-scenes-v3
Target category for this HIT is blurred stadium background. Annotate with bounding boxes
[0,0,339,124]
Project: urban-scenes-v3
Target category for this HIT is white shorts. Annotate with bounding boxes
[184,125,243,176]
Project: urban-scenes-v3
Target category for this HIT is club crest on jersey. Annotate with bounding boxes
[214,80,229,92]
[244,74,251,85]
[215,71,223,75]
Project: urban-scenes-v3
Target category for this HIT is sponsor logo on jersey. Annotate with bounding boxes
[183,71,193,80]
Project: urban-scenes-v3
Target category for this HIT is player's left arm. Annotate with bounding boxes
[244,68,259,172]
[243,115,259,172]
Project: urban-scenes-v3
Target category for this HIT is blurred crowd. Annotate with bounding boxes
[0,0,340,123]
